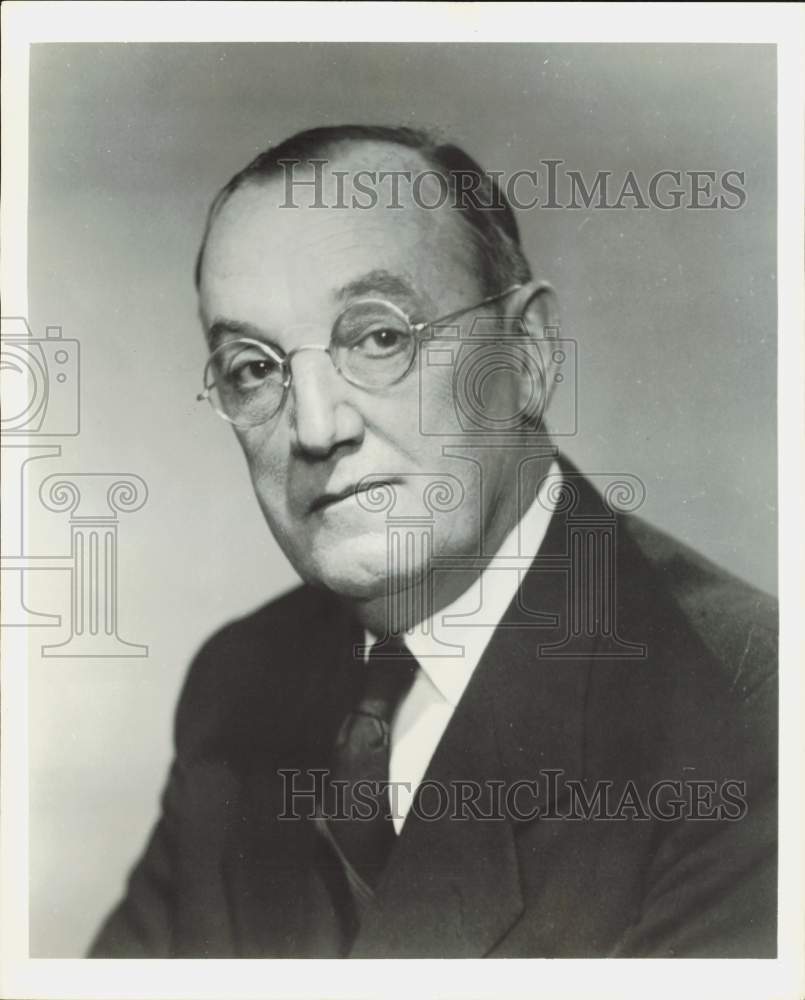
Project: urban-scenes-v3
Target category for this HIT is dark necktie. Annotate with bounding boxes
[325,638,419,893]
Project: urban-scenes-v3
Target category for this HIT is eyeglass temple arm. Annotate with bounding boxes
[411,284,522,333]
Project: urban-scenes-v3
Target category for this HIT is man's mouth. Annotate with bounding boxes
[311,482,376,512]
[310,479,397,513]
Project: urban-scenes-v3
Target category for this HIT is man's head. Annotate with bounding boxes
[196,125,559,615]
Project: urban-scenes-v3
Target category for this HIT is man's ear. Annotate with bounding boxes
[507,280,561,424]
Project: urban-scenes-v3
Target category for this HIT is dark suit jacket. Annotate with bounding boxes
[90,470,777,958]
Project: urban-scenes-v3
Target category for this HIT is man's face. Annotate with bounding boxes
[198,144,526,600]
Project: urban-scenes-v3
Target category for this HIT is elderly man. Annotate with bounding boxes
[90,125,777,959]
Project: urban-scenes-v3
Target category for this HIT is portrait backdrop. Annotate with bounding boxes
[24,42,776,955]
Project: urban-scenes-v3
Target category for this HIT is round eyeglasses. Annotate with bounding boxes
[197,285,521,429]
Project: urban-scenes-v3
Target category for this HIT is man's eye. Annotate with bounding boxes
[353,327,407,357]
[226,356,281,391]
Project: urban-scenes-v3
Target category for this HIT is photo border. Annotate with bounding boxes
[1,4,802,999]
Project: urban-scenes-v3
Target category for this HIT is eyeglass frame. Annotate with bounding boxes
[197,283,524,428]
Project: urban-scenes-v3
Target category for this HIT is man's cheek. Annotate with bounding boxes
[253,469,289,520]
[239,435,286,491]
[246,459,294,539]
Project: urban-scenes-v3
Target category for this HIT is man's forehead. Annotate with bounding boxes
[201,142,477,300]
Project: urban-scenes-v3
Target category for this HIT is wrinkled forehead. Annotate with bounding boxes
[199,143,482,327]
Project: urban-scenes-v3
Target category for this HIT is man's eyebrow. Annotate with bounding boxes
[335,269,422,307]
[206,319,279,351]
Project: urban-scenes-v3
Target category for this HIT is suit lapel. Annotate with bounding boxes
[349,656,523,957]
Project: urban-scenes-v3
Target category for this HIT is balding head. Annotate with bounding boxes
[195,124,532,296]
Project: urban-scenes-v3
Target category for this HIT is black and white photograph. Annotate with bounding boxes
[1,4,802,999]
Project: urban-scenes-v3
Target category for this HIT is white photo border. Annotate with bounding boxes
[1,3,802,999]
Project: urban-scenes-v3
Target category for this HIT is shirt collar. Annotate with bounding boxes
[366,460,560,706]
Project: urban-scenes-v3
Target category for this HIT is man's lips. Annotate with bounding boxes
[310,480,392,513]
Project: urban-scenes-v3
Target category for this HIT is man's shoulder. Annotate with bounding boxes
[196,583,341,659]
[577,513,778,803]
[622,514,777,695]
[174,583,346,760]
[555,460,776,694]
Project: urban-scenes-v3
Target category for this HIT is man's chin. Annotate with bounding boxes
[296,535,415,601]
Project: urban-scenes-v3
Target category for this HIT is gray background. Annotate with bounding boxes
[25,43,776,955]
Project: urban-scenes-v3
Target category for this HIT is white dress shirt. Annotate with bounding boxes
[365,460,560,833]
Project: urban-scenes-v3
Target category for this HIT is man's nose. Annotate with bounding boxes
[287,348,364,457]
